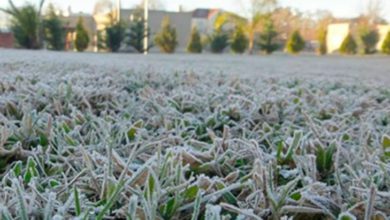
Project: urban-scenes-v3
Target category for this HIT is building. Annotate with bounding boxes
[0,11,13,48]
[326,22,390,53]
[93,7,193,52]
[326,23,350,53]
[377,25,390,51]
[0,32,14,48]
[121,9,192,52]
[192,9,221,35]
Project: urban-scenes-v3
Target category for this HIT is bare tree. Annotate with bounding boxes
[139,0,165,10]
[249,0,277,16]
[365,0,384,24]
[220,0,277,54]
[93,0,114,16]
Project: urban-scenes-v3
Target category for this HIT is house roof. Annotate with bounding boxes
[62,13,97,32]
[193,9,210,18]
[192,8,220,19]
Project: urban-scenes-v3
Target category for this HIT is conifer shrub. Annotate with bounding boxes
[381,31,390,55]
[358,27,378,54]
[127,16,152,53]
[317,28,327,55]
[187,27,203,53]
[155,17,178,54]
[258,18,279,54]
[230,26,248,54]
[105,22,125,52]
[286,30,305,54]
[208,29,229,53]
[75,18,90,52]
[43,4,65,51]
[339,33,357,55]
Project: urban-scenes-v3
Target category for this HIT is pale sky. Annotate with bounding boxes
[0,0,389,21]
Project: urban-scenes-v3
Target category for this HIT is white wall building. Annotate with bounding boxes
[377,25,390,51]
[326,23,350,53]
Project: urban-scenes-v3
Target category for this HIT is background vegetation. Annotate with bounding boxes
[286,30,305,54]
[187,27,203,53]
[339,34,358,55]
[155,17,178,53]
[74,18,90,52]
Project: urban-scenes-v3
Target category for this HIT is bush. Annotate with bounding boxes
[381,31,390,55]
[3,3,42,49]
[339,34,357,55]
[358,27,379,54]
[209,29,229,53]
[43,4,65,50]
[230,26,248,54]
[105,22,125,52]
[155,17,178,53]
[75,18,90,52]
[187,27,203,53]
[286,30,305,54]
[127,16,152,53]
[258,18,278,54]
[97,30,106,51]
[317,28,327,55]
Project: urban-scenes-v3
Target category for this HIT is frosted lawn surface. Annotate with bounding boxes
[0,49,389,219]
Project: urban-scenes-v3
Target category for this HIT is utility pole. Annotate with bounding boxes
[143,0,149,55]
[116,0,121,22]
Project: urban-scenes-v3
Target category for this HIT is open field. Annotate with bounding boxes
[0,49,389,219]
[1,49,390,85]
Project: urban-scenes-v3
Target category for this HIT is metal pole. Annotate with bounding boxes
[143,0,148,55]
[117,0,121,22]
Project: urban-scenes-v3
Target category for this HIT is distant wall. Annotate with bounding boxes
[120,10,193,52]
[0,32,14,48]
[149,11,193,52]
[327,23,350,53]
[377,25,390,51]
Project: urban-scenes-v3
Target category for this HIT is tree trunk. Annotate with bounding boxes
[249,33,254,54]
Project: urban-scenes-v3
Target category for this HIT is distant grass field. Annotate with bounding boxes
[0,50,389,219]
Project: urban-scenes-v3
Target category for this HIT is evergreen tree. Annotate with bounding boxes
[43,4,65,50]
[155,17,178,53]
[75,17,90,52]
[230,26,248,54]
[317,28,327,55]
[286,30,305,54]
[382,31,390,54]
[127,16,152,53]
[105,21,125,52]
[339,34,357,55]
[209,29,229,53]
[258,18,278,54]
[358,27,378,54]
[187,27,203,53]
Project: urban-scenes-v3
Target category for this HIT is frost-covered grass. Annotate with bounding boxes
[0,51,390,219]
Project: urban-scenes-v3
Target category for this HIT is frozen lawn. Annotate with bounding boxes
[0,49,389,219]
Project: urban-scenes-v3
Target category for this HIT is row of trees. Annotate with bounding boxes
[184,18,304,54]
[101,15,304,54]
[2,0,390,54]
[333,29,390,55]
[317,21,390,55]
